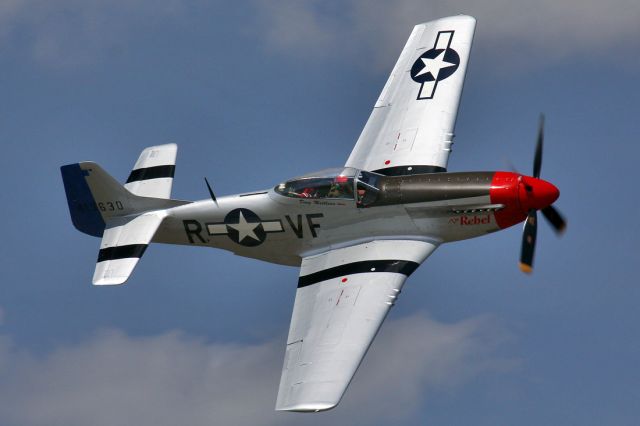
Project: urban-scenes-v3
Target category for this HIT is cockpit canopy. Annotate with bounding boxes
[275,167,382,206]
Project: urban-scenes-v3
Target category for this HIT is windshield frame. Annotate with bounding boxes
[355,170,382,207]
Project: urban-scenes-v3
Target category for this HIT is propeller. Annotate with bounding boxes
[518,115,567,274]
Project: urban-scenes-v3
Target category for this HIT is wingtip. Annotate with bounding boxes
[275,402,337,413]
[415,14,476,28]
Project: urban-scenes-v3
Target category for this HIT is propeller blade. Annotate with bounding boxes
[519,209,538,274]
[541,205,566,235]
[533,114,544,178]
[204,177,218,206]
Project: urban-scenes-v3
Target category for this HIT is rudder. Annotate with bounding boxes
[61,163,107,237]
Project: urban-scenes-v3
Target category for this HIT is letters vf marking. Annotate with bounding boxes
[285,213,324,239]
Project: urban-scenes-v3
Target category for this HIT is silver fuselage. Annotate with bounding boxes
[153,172,509,266]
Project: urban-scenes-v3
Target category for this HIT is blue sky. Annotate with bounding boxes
[0,1,639,425]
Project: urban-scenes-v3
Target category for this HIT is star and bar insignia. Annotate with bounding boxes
[206,208,284,247]
[410,30,460,100]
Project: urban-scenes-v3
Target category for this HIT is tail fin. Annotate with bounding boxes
[124,143,177,198]
[61,146,190,285]
[60,161,185,237]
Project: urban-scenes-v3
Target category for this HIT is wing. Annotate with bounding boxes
[275,240,438,412]
[346,15,476,176]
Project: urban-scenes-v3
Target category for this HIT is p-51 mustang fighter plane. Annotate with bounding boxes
[61,15,564,412]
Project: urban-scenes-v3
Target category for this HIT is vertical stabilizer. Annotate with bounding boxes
[61,160,187,238]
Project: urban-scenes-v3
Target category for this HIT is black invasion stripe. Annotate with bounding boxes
[297,259,420,288]
[372,165,446,176]
[126,165,175,183]
[97,244,148,262]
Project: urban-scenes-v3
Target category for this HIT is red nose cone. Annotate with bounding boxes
[520,177,559,210]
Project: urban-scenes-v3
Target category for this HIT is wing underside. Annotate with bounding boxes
[346,15,476,176]
[276,240,438,411]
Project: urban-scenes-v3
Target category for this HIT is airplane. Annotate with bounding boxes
[60,15,565,412]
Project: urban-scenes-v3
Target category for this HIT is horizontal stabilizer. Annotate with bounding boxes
[125,144,177,199]
[93,211,166,285]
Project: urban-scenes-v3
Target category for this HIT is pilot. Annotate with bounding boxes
[327,183,342,198]
[328,181,353,199]
[299,187,316,198]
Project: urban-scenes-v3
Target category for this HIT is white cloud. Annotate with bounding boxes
[0,313,517,426]
[255,0,640,70]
